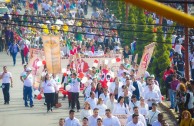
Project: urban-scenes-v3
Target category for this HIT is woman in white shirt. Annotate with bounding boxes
[80,102,92,120]
[41,74,57,112]
[109,77,122,100]
[112,96,130,115]
[138,97,149,119]
[106,93,117,112]
[96,98,107,116]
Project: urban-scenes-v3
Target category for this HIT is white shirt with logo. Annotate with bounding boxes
[0,72,12,83]
[42,79,57,93]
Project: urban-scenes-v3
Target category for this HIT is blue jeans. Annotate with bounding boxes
[2,83,10,103]
[170,89,176,108]
[11,53,17,65]
[24,86,33,106]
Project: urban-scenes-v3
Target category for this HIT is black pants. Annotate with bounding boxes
[44,93,55,111]
[2,83,10,103]
[0,37,3,52]
[54,92,58,105]
[71,92,80,110]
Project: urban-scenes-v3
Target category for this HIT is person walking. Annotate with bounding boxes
[8,40,20,66]
[41,73,57,112]
[0,66,13,104]
[23,67,34,107]
[70,73,81,112]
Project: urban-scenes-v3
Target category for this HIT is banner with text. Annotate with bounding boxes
[42,35,61,74]
[136,42,155,79]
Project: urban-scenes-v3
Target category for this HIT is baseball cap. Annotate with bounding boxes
[26,67,32,72]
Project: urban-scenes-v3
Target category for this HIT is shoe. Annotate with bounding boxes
[77,110,80,112]
[51,108,53,112]
[25,105,29,107]
[7,102,9,105]
[44,102,47,105]
[47,110,50,113]
[169,107,174,109]
[30,105,34,108]
[4,102,6,105]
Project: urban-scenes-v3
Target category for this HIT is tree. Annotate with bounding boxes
[135,9,147,63]
[153,27,170,85]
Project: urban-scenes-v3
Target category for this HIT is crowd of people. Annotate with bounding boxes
[0,0,194,126]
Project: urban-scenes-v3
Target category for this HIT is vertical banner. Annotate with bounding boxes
[28,48,44,88]
[42,35,61,74]
[136,43,155,79]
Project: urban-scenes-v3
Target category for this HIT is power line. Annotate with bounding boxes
[0,21,192,46]
[0,13,179,28]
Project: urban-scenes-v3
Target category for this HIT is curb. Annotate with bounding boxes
[159,102,178,124]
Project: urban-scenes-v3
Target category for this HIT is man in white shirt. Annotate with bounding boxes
[23,67,34,107]
[97,118,104,126]
[70,73,81,112]
[126,106,146,126]
[0,66,13,104]
[99,88,109,104]
[126,114,144,126]
[64,109,81,126]
[86,91,98,110]
[88,108,102,126]
[148,103,160,125]
[103,109,121,126]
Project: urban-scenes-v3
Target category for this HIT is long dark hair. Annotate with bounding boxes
[44,73,49,83]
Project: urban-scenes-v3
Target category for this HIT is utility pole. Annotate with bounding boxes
[184,0,190,80]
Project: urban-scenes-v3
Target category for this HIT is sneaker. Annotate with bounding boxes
[30,105,34,108]
[25,105,29,107]
[44,102,47,105]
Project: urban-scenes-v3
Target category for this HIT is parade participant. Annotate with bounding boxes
[108,77,122,100]
[126,114,144,126]
[99,88,109,104]
[8,40,20,66]
[23,67,34,107]
[97,118,104,126]
[64,109,81,126]
[80,102,92,120]
[185,84,194,117]
[95,83,103,98]
[103,109,121,126]
[96,98,107,116]
[144,80,160,110]
[82,117,89,126]
[106,93,117,112]
[70,73,81,112]
[88,108,102,126]
[0,66,13,104]
[41,73,57,112]
[86,91,98,110]
[138,97,149,119]
[129,95,140,113]
[59,118,64,126]
[147,103,160,126]
[112,96,130,115]
[126,106,146,126]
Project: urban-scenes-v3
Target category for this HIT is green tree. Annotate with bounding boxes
[153,27,170,83]
[135,9,147,63]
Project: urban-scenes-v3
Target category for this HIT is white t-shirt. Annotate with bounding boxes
[103,116,121,126]
[42,79,57,93]
[24,74,33,87]
[86,97,98,110]
[0,72,12,83]
[126,121,144,126]
[88,115,102,126]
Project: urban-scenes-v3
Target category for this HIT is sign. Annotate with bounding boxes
[136,42,155,79]
[42,35,61,74]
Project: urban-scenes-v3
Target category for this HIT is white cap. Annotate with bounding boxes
[26,67,32,72]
